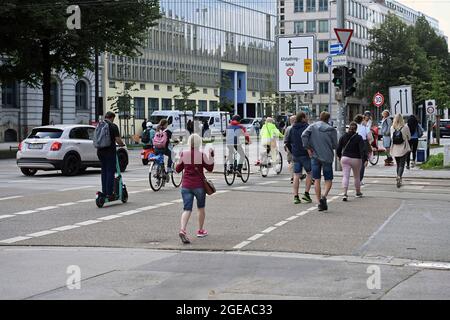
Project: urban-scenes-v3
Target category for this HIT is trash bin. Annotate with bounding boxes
[444,145,450,167]
[416,138,428,163]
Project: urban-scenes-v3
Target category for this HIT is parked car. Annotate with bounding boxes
[433,119,450,138]
[16,124,129,176]
[241,118,262,135]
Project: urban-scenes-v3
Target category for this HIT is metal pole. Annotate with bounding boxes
[95,47,100,122]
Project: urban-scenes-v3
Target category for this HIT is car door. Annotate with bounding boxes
[69,127,94,162]
[85,127,99,162]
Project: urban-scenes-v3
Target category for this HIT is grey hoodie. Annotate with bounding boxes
[301,121,338,163]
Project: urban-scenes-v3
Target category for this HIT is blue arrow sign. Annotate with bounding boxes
[330,43,344,55]
[326,56,333,66]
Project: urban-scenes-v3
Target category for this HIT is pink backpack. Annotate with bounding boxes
[153,129,168,149]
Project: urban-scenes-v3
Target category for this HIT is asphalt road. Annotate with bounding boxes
[1,146,450,299]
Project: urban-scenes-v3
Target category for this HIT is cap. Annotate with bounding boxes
[146,122,153,128]
[232,115,241,122]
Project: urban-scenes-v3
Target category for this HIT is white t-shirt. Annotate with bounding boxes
[357,124,369,141]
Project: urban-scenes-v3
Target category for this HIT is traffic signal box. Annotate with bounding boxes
[332,68,343,89]
[332,67,357,98]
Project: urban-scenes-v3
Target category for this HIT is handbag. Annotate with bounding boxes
[195,167,216,195]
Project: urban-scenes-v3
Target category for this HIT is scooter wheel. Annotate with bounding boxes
[121,187,128,203]
[96,196,105,208]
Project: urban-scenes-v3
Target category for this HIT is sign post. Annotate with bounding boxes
[389,85,413,116]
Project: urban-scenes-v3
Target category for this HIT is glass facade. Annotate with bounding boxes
[108,0,277,93]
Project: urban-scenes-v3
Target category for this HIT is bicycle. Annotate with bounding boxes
[259,145,283,177]
[224,149,250,186]
[148,152,183,191]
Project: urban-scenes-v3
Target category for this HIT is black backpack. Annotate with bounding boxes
[392,127,404,145]
[141,129,150,143]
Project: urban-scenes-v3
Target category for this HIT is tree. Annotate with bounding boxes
[173,71,199,136]
[0,0,160,125]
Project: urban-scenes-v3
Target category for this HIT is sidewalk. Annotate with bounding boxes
[0,142,19,151]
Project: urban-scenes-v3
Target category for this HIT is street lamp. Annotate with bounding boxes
[329,0,337,118]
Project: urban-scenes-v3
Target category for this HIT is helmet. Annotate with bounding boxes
[146,122,153,128]
[232,115,241,122]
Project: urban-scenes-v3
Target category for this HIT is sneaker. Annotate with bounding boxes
[302,192,312,203]
[197,229,208,238]
[290,177,294,184]
[355,192,363,198]
[300,174,307,181]
[342,195,348,202]
[411,161,416,168]
[360,181,365,186]
[179,229,190,244]
[396,177,401,188]
[318,197,328,211]
[406,165,410,170]
[294,195,301,204]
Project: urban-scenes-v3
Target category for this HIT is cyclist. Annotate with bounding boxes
[259,117,284,166]
[226,115,250,177]
[153,119,174,173]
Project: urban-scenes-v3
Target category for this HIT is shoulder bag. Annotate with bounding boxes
[194,167,216,195]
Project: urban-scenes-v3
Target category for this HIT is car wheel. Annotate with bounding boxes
[62,153,81,176]
[118,151,128,172]
[20,168,37,176]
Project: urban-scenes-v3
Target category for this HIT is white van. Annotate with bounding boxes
[149,110,193,135]
[194,111,230,136]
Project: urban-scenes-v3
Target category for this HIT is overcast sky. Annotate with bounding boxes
[398,0,450,47]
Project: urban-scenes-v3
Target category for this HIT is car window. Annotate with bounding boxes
[69,127,90,140]
[209,117,214,125]
[87,128,95,140]
[28,128,63,139]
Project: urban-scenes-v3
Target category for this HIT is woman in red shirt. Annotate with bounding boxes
[175,134,214,244]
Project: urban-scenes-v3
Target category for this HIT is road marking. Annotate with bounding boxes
[233,241,252,249]
[0,215,15,220]
[77,199,93,203]
[7,180,34,183]
[76,220,101,226]
[215,190,230,194]
[171,199,184,203]
[58,202,77,207]
[98,215,121,221]
[297,211,309,216]
[258,181,276,185]
[407,262,450,270]
[118,210,141,216]
[409,181,431,185]
[234,186,250,190]
[0,196,23,201]
[60,186,95,192]
[127,178,147,182]
[402,185,424,190]
[274,220,288,227]
[138,206,158,211]
[154,202,173,207]
[331,196,339,200]
[0,236,32,244]
[27,230,58,237]
[307,207,316,211]
[36,206,58,211]
[51,225,80,232]
[286,215,299,221]
[247,234,264,241]
[14,210,37,215]
[262,226,277,233]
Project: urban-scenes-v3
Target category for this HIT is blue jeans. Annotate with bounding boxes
[181,188,206,211]
[311,158,333,181]
[293,156,312,174]
[98,152,116,196]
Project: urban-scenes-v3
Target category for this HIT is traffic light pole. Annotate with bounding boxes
[335,0,346,172]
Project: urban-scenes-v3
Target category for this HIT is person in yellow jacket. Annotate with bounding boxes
[259,117,284,165]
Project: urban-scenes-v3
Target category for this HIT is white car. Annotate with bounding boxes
[16,124,128,176]
[241,118,262,135]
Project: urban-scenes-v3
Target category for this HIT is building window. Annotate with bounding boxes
[294,21,304,34]
[318,40,329,53]
[318,20,328,33]
[134,97,145,119]
[209,101,218,111]
[319,0,328,11]
[50,79,60,109]
[109,81,116,88]
[252,92,256,97]
[306,0,316,12]
[319,82,329,94]
[203,88,208,94]
[167,85,173,92]
[140,84,146,90]
[214,89,219,96]
[162,98,172,110]
[318,61,328,73]
[1,81,17,108]
[306,20,316,33]
[148,98,159,115]
[294,0,304,12]
[154,84,160,91]
[75,80,88,110]
[198,100,207,111]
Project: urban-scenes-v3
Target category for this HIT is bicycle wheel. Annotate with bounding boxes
[274,152,283,174]
[369,151,379,165]
[240,156,250,183]
[224,156,236,186]
[171,164,183,188]
[149,162,163,191]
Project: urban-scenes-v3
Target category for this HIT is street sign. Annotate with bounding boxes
[425,100,436,116]
[278,35,315,93]
[334,28,353,52]
[389,85,413,116]
[326,56,333,66]
[331,55,347,66]
[373,92,385,108]
[330,43,344,55]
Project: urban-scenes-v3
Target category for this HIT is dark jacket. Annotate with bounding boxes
[286,121,309,159]
[336,132,365,160]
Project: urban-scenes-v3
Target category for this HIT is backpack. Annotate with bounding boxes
[392,127,404,145]
[153,129,168,149]
[93,120,111,149]
[141,129,150,143]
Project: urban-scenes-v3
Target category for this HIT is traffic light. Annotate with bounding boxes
[344,67,357,97]
[332,68,343,89]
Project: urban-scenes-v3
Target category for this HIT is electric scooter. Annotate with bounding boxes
[96,154,128,208]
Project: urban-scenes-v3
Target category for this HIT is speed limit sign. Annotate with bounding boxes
[373,92,384,108]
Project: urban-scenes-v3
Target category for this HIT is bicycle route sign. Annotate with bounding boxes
[278,35,315,93]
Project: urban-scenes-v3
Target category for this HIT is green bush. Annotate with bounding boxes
[420,153,444,170]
